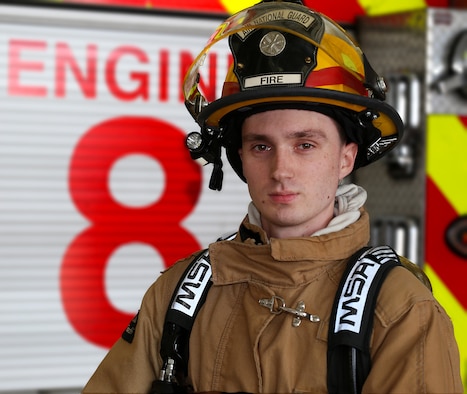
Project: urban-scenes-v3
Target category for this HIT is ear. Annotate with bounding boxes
[339,142,358,179]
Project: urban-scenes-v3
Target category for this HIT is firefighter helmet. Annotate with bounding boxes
[183,0,403,190]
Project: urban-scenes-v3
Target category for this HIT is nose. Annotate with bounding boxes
[271,148,293,181]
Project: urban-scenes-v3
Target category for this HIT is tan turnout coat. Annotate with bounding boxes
[83,210,462,393]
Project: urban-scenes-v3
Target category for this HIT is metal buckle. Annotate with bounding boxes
[259,296,320,327]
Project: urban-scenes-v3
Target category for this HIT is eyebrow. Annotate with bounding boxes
[242,129,328,142]
[290,129,327,139]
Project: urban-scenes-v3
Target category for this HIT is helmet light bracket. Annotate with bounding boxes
[185,127,225,191]
[363,54,387,100]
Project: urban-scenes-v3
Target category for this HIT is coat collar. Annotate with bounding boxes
[209,209,370,286]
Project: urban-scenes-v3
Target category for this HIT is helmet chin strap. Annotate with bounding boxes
[209,152,224,191]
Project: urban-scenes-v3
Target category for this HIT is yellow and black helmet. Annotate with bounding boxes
[184,0,403,190]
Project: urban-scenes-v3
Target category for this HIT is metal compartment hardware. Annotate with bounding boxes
[355,8,467,266]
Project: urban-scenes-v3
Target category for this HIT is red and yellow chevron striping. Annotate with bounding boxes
[426,114,467,390]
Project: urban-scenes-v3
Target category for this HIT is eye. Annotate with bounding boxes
[299,142,314,150]
[253,144,271,152]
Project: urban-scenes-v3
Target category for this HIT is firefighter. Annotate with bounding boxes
[83,1,462,393]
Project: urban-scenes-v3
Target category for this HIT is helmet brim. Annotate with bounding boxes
[199,86,403,140]
[208,86,404,182]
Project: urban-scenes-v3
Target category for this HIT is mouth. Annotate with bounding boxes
[269,191,297,204]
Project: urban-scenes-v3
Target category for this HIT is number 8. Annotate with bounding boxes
[61,116,202,348]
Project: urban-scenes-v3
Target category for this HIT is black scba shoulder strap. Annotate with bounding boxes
[160,248,212,378]
[154,242,400,394]
[153,233,236,393]
[327,245,401,394]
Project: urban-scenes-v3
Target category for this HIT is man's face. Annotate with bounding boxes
[239,109,358,239]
